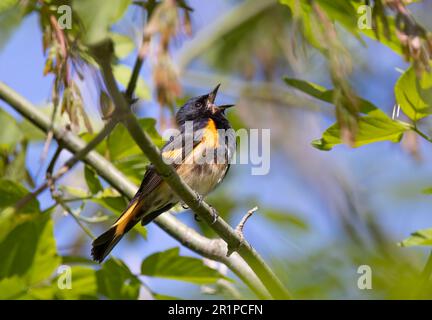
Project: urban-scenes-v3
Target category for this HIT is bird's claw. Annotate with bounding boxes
[210,207,218,224]
[194,214,201,222]
[181,202,189,210]
[195,192,203,206]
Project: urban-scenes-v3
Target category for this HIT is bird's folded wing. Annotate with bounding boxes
[133,122,206,199]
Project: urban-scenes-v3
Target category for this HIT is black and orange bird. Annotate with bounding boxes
[91,84,235,262]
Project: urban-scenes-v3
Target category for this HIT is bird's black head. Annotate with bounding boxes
[175,84,234,124]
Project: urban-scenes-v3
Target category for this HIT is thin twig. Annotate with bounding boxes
[236,206,258,234]
[228,207,258,257]
[56,198,95,239]
[125,34,151,101]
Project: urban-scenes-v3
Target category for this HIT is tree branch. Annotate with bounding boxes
[0,81,272,300]
[92,42,291,299]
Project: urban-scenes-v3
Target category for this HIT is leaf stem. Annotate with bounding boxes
[412,126,432,144]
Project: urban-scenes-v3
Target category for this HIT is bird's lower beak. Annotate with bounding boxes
[218,104,235,111]
[208,84,221,104]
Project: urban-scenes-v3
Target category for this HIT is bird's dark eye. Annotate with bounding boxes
[196,102,203,108]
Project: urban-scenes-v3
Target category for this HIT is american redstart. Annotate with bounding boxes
[92,84,235,262]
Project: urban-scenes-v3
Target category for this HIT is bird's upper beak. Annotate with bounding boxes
[207,84,221,104]
[207,84,235,113]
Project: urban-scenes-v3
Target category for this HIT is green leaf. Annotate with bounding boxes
[0,179,39,213]
[284,77,410,150]
[284,77,380,116]
[154,293,182,300]
[399,228,432,247]
[113,64,150,100]
[0,3,24,50]
[0,0,19,13]
[106,118,162,183]
[73,0,132,44]
[0,276,26,299]
[61,255,98,266]
[395,66,432,121]
[96,258,141,299]
[110,32,135,59]
[91,195,127,214]
[315,0,360,40]
[284,78,331,102]
[0,215,60,285]
[54,266,97,299]
[60,185,91,198]
[108,118,161,161]
[312,116,410,151]
[19,120,45,141]
[0,109,23,152]
[141,247,230,285]
[4,148,27,183]
[262,208,308,230]
[84,165,103,194]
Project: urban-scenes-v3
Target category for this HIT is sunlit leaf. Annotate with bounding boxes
[110,32,135,59]
[0,276,26,299]
[395,66,432,122]
[285,77,410,150]
[399,228,432,247]
[312,117,410,151]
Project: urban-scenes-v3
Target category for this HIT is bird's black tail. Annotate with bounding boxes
[91,199,141,263]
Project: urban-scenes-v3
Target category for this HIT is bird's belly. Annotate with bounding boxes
[180,163,227,196]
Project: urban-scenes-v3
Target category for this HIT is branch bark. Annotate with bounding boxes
[92,42,291,299]
[0,81,272,300]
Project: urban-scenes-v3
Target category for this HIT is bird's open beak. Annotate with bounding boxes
[217,104,235,111]
[208,84,221,104]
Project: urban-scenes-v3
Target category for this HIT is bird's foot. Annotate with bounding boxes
[181,202,189,210]
[195,192,203,206]
[194,214,201,222]
[210,206,219,224]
